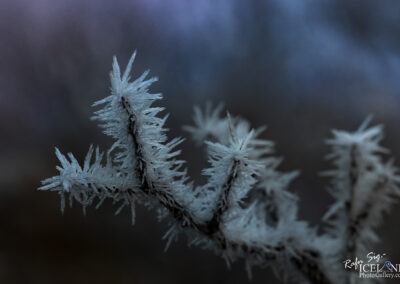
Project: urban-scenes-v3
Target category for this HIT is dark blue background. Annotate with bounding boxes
[1,0,400,283]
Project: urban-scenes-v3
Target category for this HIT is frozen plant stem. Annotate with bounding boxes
[40,52,400,284]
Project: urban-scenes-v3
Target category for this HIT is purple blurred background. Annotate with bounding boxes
[1,0,400,283]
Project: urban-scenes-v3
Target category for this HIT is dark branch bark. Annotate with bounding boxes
[346,145,359,262]
[205,159,240,235]
[292,249,333,284]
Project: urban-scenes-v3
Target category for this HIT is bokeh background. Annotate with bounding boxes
[1,0,400,283]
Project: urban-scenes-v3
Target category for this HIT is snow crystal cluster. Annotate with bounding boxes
[40,52,400,284]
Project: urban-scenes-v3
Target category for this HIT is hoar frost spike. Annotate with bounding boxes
[40,52,400,284]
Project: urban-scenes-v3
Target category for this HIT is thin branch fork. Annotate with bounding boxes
[120,95,333,284]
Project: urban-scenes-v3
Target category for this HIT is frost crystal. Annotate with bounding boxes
[40,53,400,284]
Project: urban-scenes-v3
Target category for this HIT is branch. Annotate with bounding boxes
[41,52,400,284]
[323,120,400,283]
[39,146,138,223]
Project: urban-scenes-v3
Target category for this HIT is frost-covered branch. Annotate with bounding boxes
[322,118,400,283]
[40,146,138,222]
[40,52,400,284]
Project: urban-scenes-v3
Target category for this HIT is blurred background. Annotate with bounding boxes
[1,0,400,283]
